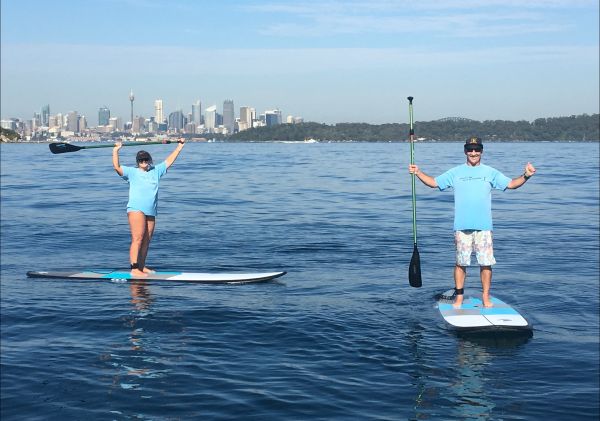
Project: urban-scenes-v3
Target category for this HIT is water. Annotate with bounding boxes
[1,141,598,420]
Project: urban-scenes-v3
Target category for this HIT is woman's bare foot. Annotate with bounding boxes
[482,294,494,308]
[142,267,155,274]
[452,294,464,309]
[130,268,148,278]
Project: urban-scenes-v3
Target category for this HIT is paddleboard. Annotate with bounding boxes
[26,270,286,284]
[436,290,531,332]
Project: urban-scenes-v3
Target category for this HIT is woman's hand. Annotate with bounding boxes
[524,162,536,177]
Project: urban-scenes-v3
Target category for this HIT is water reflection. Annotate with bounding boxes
[449,339,495,419]
[129,281,154,319]
[108,281,163,392]
[410,326,532,420]
[449,331,532,420]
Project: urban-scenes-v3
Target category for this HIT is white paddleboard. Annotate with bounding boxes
[436,290,531,332]
[27,270,286,284]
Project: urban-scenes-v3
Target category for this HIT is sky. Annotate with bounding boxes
[1,0,598,125]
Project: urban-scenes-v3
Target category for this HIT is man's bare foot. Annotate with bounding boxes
[142,267,155,274]
[130,268,148,278]
[482,294,493,308]
[453,294,464,309]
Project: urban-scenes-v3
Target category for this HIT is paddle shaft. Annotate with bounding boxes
[408,97,417,245]
[49,140,179,154]
[88,140,177,149]
[407,96,422,288]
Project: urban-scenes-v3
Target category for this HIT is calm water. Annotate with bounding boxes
[1,141,598,420]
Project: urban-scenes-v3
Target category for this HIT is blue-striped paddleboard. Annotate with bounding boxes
[436,290,531,332]
[26,270,286,284]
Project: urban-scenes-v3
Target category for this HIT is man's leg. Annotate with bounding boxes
[453,265,466,307]
[480,266,493,307]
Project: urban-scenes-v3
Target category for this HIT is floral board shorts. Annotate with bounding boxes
[454,230,496,267]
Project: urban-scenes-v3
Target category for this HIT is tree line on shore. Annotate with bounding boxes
[228,113,599,142]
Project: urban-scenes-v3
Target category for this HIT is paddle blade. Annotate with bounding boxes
[409,244,422,288]
[49,142,82,154]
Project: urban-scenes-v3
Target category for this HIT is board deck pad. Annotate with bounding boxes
[26,270,286,284]
[436,292,531,331]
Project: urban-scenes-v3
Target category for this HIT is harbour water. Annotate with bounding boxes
[1,141,598,420]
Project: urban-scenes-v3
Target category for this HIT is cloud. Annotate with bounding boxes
[243,0,596,38]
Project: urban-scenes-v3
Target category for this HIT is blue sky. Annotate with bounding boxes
[1,0,598,124]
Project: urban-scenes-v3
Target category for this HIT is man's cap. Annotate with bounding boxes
[136,150,152,162]
[464,136,483,149]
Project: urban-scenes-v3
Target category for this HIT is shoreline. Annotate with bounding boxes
[2,138,599,144]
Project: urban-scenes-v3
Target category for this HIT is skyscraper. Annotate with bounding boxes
[168,110,185,132]
[154,99,164,124]
[239,106,254,131]
[265,109,282,127]
[66,111,79,133]
[223,99,234,134]
[205,105,217,132]
[98,106,110,126]
[41,104,50,126]
[192,100,202,127]
[132,116,145,134]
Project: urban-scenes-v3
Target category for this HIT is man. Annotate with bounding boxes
[408,136,536,307]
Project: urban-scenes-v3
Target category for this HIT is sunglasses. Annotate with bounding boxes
[137,158,150,163]
[465,147,483,153]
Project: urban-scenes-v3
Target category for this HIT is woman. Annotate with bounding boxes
[113,139,185,277]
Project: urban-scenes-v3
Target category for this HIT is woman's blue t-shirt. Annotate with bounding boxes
[434,164,510,231]
[120,162,168,216]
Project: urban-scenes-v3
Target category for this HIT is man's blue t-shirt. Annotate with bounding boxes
[120,162,168,216]
[434,164,511,231]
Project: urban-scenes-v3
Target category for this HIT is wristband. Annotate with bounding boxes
[523,173,531,180]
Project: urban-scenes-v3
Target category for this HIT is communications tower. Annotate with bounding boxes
[129,89,135,131]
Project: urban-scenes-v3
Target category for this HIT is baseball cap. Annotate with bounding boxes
[464,136,483,151]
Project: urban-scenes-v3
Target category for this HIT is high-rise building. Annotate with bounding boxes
[132,116,145,134]
[192,100,202,126]
[108,117,122,131]
[168,110,185,132]
[147,117,158,133]
[66,111,79,132]
[41,105,50,126]
[78,115,87,132]
[32,112,41,129]
[98,106,110,126]
[265,109,282,127]
[205,105,217,132]
[154,99,164,123]
[239,106,255,131]
[223,99,234,134]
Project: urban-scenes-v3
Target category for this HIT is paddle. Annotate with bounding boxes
[407,96,422,288]
[49,140,179,154]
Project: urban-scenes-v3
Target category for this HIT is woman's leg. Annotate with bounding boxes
[128,211,148,277]
[138,216,156,273]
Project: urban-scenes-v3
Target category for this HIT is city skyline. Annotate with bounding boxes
[1,1,598,124]
[1,95,294,137]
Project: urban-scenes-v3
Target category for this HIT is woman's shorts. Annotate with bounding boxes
[454,230,496,267]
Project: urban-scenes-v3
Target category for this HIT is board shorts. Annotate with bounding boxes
[454,230,496,267]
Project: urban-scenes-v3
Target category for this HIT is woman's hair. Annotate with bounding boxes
[136,150,153,165]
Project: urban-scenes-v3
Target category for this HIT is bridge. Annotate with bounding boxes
[436,117,476,122]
